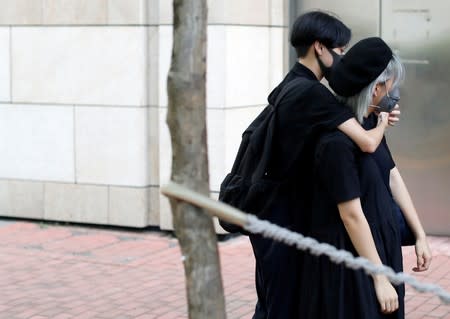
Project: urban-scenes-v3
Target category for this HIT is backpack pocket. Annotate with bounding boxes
[244,179,281,218]
[218,173,248,233]
[219,173,246,207]
[219,173,282,232]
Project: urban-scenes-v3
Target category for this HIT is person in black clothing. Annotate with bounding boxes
[249,12,395,319]
[360,114,432,267]
[331,35,431,272]
[298,37,423,319]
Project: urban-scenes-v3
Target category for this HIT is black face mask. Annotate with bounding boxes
[377,86,400,113]
[316,47,342,80]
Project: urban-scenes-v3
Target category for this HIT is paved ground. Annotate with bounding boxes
[0,219,448,319]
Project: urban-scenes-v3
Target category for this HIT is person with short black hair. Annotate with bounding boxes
[249,11,395,319]
[290,10,351,63]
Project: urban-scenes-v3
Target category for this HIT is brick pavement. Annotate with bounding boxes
[0,219,448,318]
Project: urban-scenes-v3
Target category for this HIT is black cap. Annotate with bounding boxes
[329,37,393,97]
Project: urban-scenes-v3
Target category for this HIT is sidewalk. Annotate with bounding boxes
[0,219,448,319]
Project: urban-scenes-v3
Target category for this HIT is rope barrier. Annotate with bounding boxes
[245,215,450,303]
[161,182,450,304]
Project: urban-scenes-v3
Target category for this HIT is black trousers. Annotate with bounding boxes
[250,234,302,319]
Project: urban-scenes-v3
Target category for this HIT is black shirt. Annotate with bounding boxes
[268,63,354,178]
[262,63,354,232]
[362,113,396,193]
[300,130,405,319]
[310,131,361,229]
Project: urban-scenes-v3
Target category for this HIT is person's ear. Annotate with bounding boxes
[313,41,323,56]
[373,83,382,97]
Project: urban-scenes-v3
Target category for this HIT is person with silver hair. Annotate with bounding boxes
[337,53,404,124]
[298,37,431,319]
[332,39,432,263]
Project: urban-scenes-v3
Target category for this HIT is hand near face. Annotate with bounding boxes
[388,104,401,126]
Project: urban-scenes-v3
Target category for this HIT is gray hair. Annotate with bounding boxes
[337,53,405,123]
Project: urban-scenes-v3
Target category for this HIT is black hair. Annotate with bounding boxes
[290,11,351,58]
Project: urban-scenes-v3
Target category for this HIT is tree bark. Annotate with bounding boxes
[166,1,226,318]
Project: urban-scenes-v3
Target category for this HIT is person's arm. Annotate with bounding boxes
[338,198,399,314]
[390,167,432,271]
[317,138,397,314]
[338,113,389,153]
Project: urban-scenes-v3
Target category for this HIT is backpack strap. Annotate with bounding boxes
[252,77,316,181]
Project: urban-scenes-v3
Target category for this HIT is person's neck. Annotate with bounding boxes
[298,56,323,81]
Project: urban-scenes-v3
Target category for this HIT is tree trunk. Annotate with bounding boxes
[166,1,226,318]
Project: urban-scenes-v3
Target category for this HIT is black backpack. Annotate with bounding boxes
[218,77,314,234]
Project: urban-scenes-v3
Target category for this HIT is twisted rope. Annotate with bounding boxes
[245,215,450,304]
[159,182,450,305]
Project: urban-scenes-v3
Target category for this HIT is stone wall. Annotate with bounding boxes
[0,0,289,230]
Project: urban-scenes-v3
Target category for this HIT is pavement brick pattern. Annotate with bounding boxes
[0,220,448,318]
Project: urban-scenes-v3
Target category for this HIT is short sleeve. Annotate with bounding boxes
[316,134,361,203]
[380,137,396,169]
[305,84,354,131]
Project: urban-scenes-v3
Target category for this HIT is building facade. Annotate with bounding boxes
[0,0,289,232]
[0,0,449,235]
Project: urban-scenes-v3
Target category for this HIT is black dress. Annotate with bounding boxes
[298,131,404,319]
[362,113,396,187]
[363,113,415,245]
[250,63,354,319]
